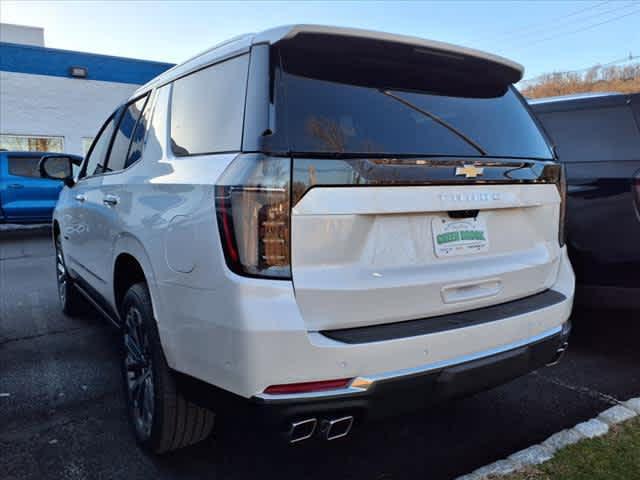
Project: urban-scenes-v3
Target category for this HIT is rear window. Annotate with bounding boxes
[537,105,640,162]
[276,72,552,159]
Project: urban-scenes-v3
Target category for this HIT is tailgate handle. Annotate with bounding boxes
[441,279,502,304]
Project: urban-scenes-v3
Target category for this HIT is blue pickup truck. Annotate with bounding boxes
[0,151,69,224]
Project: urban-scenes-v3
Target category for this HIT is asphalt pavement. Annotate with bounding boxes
[1,230,639,480]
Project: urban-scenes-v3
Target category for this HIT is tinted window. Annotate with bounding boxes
[537,106,640,162]
[141,85,170,164]
[106,94,149,172]
[277,72,552,159]
[170,54,249,155]
[7,156,40,178]
[126,93,154,168]
[82,114,116,178]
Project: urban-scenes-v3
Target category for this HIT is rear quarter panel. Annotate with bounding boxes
[101,85,238,368]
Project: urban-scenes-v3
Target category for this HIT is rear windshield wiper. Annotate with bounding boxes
[379,89,487,156]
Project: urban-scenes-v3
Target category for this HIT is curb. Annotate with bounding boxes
[456,396,640,479]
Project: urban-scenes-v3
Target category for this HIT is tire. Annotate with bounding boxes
[55,235,88,316]
[121,282,215,454]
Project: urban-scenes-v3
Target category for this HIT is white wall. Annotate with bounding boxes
[0,71,139,156]
[0,23,44,46]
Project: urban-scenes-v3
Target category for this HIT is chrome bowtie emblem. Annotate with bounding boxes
[455,165,484,178]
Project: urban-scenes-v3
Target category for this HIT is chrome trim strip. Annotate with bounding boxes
[255,325,563,402]
[75,284,121,329]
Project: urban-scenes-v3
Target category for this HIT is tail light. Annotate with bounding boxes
[215,154,291,279]
[557,164,567,247]
[542,163,567,247]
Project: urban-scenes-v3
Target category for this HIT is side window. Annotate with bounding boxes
[7,156,40,178]
[170,54,249,156]
[538,105,640,162]
[105,94,150,173]
[81,113,117,178]
[125,92,154,169]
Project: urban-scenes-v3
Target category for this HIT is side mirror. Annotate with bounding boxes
[39,154,81,187]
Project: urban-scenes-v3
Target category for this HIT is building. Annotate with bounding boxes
[0,23,174,156]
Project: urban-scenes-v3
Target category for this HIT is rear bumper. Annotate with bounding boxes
[159,247,574,402]
[250,322,570,426]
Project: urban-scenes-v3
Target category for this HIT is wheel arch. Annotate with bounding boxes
[112,233,158,316]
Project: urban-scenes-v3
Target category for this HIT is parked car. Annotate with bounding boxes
[0,151,80,224]
[530,92,640,309]
[40,25,574,454]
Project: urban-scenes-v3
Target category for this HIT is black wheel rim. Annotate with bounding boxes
[124,307,154,437]
[55,238,67,306]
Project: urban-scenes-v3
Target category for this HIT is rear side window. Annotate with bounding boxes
[7,156,40,178]
[106,94,150,173]
[537,106,640,162]
[170,54,249,156]
[125,92,154,169]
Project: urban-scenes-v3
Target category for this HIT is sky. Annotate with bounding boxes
[1,0,638,84]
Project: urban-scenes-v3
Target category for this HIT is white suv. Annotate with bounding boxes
[40,25,574,453]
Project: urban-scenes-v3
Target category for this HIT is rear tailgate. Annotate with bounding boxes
[291,160,561,332]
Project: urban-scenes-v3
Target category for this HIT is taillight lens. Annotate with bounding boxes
[215,154,291,279]
[557,164,567,247]
[542,163,566,247]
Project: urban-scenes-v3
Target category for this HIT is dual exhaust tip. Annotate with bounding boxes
[289,416,354,444]
[546,341,569,367]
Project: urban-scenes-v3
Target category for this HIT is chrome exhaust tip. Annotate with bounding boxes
[289,418,317,444]
[546,341,569,367]
[322,416,354,441]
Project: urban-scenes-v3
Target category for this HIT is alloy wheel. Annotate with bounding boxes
[124,306,155,437]
[55,238,67,306]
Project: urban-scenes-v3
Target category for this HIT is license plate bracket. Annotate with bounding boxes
[432,215,489,258]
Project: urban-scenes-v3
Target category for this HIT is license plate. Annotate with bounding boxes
[432,216,489,258]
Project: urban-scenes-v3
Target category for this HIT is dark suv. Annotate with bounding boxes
[530,92,640,309]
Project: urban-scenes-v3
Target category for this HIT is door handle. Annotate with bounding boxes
[75,194,86,202]
[8,184,24,189]
[103,194,119,206]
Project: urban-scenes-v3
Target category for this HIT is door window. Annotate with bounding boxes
[105,93,150,173]
[82,137,94,156]
[7,156,41,178]
[81,113,117,178]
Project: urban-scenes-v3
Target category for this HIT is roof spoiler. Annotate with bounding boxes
[255,24,523,87]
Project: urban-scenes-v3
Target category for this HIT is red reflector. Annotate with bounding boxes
[264,378,352,395]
